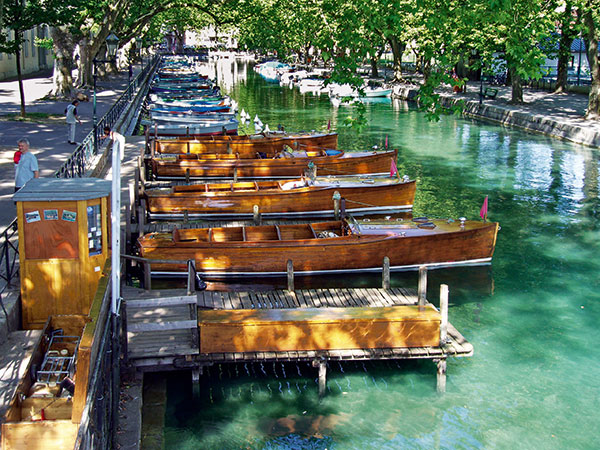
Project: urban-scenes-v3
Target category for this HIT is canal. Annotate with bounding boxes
[158,60,600,449]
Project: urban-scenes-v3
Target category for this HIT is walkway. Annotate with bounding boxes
[0,66,143,228]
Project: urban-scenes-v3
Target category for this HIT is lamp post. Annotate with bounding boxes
[93,32,120,154]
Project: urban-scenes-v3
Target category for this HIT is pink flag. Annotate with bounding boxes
[480,195,488,220]
[327,119,331,130]
[390,159,398,177]
[385,134,388,149]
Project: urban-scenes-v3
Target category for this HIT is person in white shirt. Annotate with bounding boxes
[65,100,82,144]
[15,138,39,192]
[103,126,125,161]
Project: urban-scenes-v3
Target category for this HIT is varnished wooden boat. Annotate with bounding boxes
[143,175,416,219]
[137,217,499,277]
[149,149,398,179]
[151,132,338,157]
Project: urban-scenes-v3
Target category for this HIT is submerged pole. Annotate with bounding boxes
[436,358,447,393]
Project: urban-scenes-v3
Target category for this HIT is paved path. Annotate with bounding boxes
[0,67,142,228]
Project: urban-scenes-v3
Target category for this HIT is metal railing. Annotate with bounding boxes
[55,55,159,179]
[0,54,159,299]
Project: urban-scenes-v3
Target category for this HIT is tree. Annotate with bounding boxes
[579,1,600,119]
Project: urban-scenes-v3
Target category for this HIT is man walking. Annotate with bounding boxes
[66,100,82,144]
[15,138,39,192]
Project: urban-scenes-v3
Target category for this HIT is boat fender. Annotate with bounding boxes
[317,231,339,238]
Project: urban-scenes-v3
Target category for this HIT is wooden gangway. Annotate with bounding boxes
[122,286,472,392]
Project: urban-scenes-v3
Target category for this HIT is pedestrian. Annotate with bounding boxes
[65,100,82,144]
[15,138,39,192]
[103,126,125,161]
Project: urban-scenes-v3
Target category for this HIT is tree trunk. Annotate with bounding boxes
[50,27,75,98]
[387,36,404,82]
[555,1,576,93]
[370,56,378,78]
[583,7,600,119]
[15,36,26,117]
[509,65,523,103]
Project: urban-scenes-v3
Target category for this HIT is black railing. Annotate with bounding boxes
[54,54,159,179]
[0,54,160,298]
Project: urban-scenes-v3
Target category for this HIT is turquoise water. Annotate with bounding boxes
[161,62,600,449]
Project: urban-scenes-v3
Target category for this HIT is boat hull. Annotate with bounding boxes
[152,132,339,157]
[144,178,416,218]
[149,149,397,179]
[137,219,499,277]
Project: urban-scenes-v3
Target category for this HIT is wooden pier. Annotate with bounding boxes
[122,286,473,393]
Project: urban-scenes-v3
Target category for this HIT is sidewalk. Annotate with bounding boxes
[0,67,142,229]
[394,80,600,147]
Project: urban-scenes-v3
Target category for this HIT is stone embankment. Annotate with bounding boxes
[392,83,600,149]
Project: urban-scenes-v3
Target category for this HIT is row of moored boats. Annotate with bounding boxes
[136,57,499,278]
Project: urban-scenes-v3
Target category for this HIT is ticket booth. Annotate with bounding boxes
[14,178,112,329]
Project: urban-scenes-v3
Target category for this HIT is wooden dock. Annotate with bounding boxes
[122,286,472,393]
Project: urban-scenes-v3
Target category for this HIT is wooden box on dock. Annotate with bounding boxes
[14,178,111,329]
[198,305,441,354]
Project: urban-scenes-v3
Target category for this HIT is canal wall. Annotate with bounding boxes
[392,84,600,149]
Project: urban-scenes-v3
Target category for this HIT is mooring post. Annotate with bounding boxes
[287,259,294,292]
[128,181,136,217]
[418,265,427,309]
[333,191,341,219]
[138,200,146,235]
[183,209,189,224]
[227,142,232,154]
[186,141,191,154]
[233,167,238,183]
[253,205,261,224]
[340,198,346,219]
[187,260,196,295]
[382,256,390,290]
[312,359,327,397]
[139,155,146,185]
[120,300,128,367]
[143,261,151,291]
[436,358,447,393]
[185,168,190,184]
[440,284,449,344]
[149,134,154,158]
[134,165,140,201]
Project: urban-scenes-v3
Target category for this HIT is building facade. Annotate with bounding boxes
[0,26,53,80]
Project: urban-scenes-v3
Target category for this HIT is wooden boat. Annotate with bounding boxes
[149,149,397,179]
[143,175,416,219]
[136,217,500,277]
[151,119,239,137]
[150,132,338,157]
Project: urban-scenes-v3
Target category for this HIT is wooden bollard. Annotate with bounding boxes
[227,142,232,154]
[440,284,448,344]
[183,210,189,223]
[287,259,294,292]
[233,167,238,183]
[340,198,346,219]
[143,261,151,291]
[187,260,196,294]
[382,256,390,290]
[333,191,341,219]
[186,141,191,154]
[139,156,146,184]
[418,265,427,308]
[253,205,260,224]
[138,200,146,235]
[185,168,190,184]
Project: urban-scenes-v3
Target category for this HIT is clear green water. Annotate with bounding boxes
[161,62,600,449]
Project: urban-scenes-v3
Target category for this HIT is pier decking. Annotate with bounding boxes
[122,286,472,392]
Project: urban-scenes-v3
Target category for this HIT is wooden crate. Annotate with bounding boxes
[198,305,440,353]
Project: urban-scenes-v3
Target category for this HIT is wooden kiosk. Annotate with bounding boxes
[14,178,112,329]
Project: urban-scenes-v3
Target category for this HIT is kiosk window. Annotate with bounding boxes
[87,205,102,255]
